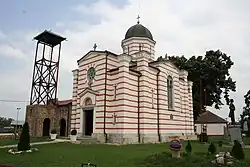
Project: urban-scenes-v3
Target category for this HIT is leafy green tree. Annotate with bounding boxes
[17,122,31,151]
[158,50,236,120]
[239,90,250,134]
[241,90,250,119]
[0,117,14,127]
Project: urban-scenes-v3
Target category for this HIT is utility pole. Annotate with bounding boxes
[15,107,21,140]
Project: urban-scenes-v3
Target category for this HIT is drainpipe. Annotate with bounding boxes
[138,73,142,143]
[157,70,161,142]
[103,51,109,143]
[67,103,71,136]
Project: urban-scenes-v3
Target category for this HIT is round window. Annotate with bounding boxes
[87,67,96,80]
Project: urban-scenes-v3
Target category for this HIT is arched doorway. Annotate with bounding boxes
[59,118,66,136]
[43,118,50,136]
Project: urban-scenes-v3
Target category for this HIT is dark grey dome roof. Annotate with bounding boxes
[125,23,153,40]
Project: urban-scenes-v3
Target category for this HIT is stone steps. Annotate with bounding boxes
[78,136,100,144]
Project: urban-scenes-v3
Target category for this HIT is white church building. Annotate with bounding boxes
[71,20,195,144]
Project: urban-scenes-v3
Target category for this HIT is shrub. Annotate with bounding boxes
[50,129,57,134]
[185,140,192,155]
[218,141,222,147]
[208,142,216,154]
[138,151,250,167]
[71,129,77,135]
[199,133,208,143]
[17,122,31,151]
[231,140,245,160]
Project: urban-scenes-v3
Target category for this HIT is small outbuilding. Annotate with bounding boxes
[195,110,228,136]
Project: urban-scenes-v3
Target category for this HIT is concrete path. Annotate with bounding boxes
[0,139,70,149]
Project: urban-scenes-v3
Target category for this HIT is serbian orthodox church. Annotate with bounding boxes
[71,19,195,144]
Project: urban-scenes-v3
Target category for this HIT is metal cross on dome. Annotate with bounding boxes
[137,15,140,24]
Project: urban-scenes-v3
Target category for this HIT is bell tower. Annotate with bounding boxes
[29,30,66,105]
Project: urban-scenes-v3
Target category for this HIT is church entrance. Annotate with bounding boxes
[84,109,93,136]
[42,118,50,136]
[59,118,66,136]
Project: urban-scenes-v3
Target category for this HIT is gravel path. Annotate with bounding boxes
[0,139,69,149]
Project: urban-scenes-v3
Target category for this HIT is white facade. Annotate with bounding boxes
[195,123,227,136]
[70,22,195,144]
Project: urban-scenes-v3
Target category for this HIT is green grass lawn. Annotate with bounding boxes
[0,141,250,167]
[0,137,53,146]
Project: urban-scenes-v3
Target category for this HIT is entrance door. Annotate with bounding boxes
[84,110,93,136]
[59,118,66,136]
[43,118,50,136]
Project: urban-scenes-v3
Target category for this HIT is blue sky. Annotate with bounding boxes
[0,0,126,31]
[0,0,250,122]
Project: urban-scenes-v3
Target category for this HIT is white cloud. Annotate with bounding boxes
[0,44,27,59]
[0,30,6,39]
[1,0,250,121]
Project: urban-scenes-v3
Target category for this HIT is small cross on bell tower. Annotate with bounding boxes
[93,43,97,51]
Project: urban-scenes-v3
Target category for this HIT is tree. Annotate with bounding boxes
[0,117,14,127]
[208,142,217,154]
[159,50,236,120]
[185,140,192,155]
[239,90,250,132]
[231,140,245,160]
[242,90,250,118]
[17,122,31,151]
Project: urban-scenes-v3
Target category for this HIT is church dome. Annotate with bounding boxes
[125,23,153,40]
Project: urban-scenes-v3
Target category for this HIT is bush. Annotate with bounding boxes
[199,133,208,142]
[138,151,250,167]
[208,142,216,154]
[218,141,222,147]
[231,140,245,160]
[50,129,57,134]
[17,122,31,151]
[185,140,192,155]
[71,129,77,135]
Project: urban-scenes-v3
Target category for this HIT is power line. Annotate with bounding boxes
[0,100,30,103]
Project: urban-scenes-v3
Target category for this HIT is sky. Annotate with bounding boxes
[0,0,250,121]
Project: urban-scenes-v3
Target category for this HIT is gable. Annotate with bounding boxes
[78,87,98,98]
[195,111,227,124]
[78,87,99,107]
[77,51,101,65]
[77,50,118,65]
[149,60,188,75]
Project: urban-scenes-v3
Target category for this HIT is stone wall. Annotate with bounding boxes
[26,103,72,137]
[0,133,14,140]
[56,105,72,136]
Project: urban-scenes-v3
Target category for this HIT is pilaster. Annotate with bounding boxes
[117,54,132,131]
[71,69,79,131]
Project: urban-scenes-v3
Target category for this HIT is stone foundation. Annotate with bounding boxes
[92,133,196,144]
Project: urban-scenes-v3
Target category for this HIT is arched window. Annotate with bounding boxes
[167,76,173,109]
